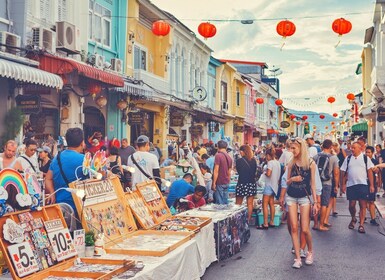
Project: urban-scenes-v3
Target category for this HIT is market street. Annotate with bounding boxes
[203,197,385,280]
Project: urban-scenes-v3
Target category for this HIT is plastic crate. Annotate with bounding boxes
[257,211,282,227]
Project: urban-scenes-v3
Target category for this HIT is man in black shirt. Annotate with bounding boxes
[365,146,380,226]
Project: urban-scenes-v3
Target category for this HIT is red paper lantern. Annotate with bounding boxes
[333,113,338,118]
[346,93,355,100]
[198,22,217,39]
[327,96,336,104]
[313,126,317,129]
[319,114,325,119]
[302,115,308,121]
[256,97,264,104]
[152,20,171,36]
[296,121,301,125]
[305,122,309,125]
[290,115,296,120]
[325,126,329,129]
[331,121,335,125]
[88,83,102,99]
[276,20,296,38]
[275,99,283,106]
[332,18,352,36]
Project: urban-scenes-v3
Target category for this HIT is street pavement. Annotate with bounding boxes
[202,196,385,280]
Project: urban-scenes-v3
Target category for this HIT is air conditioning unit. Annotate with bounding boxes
[56,21,77,53]
[32,27,56,53]
[222,101,229,112]
[111,58,122,72]
[95,54,105,68]
[0,31,21,55]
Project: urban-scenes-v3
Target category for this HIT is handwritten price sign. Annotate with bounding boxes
[8,242,39,277]
[47,228,77,261]
[73,229,85,257]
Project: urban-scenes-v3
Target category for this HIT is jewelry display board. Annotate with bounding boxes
[0,205,78,280]
[69,177,137,243]
[125,192,156,229]
[135,180,171,225]
[105,230,194,257]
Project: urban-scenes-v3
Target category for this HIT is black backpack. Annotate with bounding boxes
[316,153,331,182]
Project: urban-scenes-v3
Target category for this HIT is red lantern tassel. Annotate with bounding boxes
[335,34,342,48]
[280,36,286,51]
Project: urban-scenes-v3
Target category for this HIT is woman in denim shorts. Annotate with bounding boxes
[279,137,319,269]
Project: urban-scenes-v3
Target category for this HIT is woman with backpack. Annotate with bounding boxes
[279,137,319,269]
[257,147,281,229]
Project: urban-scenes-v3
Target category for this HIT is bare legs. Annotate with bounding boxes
[262,194,275,226]
[236,196,255,222]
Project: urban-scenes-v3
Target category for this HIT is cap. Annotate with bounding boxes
[37,146,51,153]
[304,134,313,140]
[137,135,150,144]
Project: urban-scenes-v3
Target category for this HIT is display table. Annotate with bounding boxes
[75,222,216,280]
[181,205,250,261]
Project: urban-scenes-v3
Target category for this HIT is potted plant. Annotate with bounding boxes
[85,231,95,257]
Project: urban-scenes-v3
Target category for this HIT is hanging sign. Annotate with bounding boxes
[280,121,290,128]
[128,112,144,125]
[170,112,184,127]
[192,86,207,101]
[15,95,41,114]
[377,107,385,122]
[189,125,203,135]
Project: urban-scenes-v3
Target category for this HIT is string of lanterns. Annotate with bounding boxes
[151,17,352,45]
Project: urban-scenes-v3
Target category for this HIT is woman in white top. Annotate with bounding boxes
[257,148,281,229]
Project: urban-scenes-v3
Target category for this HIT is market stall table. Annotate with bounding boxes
[180,204,250,261]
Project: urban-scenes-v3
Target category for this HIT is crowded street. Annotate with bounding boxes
[0,0,384,279]
[203,196,385,280]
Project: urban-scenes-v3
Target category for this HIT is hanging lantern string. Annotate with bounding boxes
[335,35,342,48]
[280,37,286,51]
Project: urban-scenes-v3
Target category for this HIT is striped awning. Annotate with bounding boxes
[351,122,368,132]
[37,54,124,87]
[0,58,63,89]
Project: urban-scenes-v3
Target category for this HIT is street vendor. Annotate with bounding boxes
[185,185,207,209]
[166,173,194,207]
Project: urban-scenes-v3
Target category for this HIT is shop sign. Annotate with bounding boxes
[377,107,385,122]
[189,125,203,135]
[15,95,41,114]
[129,112,144,125]
[234,125,243,133]
[280,121,290,128]
[170,113,184,127]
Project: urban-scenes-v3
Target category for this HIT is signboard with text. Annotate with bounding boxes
[15,95,41,114]
[128,112,144,125]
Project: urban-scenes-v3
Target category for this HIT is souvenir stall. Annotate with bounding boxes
[180,204,250,261]
[0,151,217,279]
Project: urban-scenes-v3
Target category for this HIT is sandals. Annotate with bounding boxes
[256,224,269,230]
[348,218,357,230]
[269,224,276,228]
[358,225,366,234]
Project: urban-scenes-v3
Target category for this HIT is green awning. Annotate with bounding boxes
[351,122,368,132]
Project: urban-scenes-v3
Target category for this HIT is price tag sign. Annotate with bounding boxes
[73,229,85,257]
[8,242,39,277]
[48,228,77,261]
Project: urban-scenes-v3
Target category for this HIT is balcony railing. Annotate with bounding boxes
[133,69,169,95]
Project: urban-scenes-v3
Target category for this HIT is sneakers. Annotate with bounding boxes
[300,249,306,258]
[292,258,302,269]
[291,247,295,254]
[305,251,314,265]
[370,219,379,226]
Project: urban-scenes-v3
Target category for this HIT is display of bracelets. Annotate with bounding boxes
[45,277,94,280]
[111,261,144,279]
[111,234,185,251]
[146,198,168,219]
[66,263,121,273]
[154,224,190,232]
[161,217,205,226]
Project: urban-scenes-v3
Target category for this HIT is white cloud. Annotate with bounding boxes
[152,0,373,114]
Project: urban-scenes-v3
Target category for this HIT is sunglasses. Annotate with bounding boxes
[290,137,302,145]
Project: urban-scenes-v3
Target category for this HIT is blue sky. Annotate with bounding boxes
[151,0,374,114]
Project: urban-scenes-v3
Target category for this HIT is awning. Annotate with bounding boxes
[115,79,155,98]
[35,54,124,87]
[351,122,368,132]
[267,129,279,134]
[0,58,63,89]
